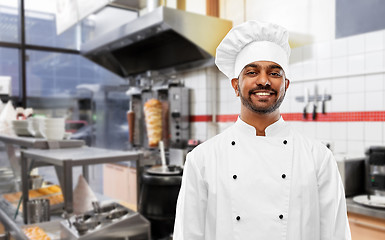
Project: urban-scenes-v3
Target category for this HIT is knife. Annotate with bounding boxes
[321,88,327,114]
[312,85,318,120]
[303,88,309,120]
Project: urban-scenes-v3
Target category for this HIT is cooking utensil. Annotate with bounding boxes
[26,199,50,224]
[28,175,43,189]
[322,88,327,114]
[312,85,318,120]
[159,140,166,167]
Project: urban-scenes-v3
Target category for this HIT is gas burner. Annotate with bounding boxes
[60,202,150,239]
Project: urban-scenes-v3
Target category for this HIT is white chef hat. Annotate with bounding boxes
[215,20,291,79]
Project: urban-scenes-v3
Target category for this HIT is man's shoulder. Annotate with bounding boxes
[289,125,330,153]
[289,125,332,160]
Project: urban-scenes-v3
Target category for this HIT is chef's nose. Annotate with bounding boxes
[255,72,270,86]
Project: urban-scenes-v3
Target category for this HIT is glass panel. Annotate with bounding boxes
[26,49,125,97]
[26,50,126,149]
[24,1,137,49]
[25,0,78,50]
[0,47,19,96]
[0,0,19,43]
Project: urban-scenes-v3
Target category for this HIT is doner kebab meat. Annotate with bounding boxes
[143,99,162,147]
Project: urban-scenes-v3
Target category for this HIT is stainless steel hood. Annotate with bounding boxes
[80,6,232,77]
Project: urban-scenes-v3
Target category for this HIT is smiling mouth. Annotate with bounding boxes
[253,92,272,96]
[250,91,276,96]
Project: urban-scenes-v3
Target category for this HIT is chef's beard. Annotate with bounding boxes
[238,84,286,114]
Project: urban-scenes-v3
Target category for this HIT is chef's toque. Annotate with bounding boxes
[215,20,291,79]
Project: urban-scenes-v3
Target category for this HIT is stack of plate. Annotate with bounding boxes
[12,120,34,137]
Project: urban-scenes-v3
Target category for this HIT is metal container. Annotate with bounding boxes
[139,166,182,239]
[336,155,365,197]
[28,175,43,189]
[60,202,150,240]
[0,233,8,240]
[365,146,385,196]
[26,199,50,224]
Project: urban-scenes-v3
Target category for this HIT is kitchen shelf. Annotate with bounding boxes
[0,134,85,182]
[20,147,143,224]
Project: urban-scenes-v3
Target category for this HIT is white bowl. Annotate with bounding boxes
[44,123,65,129]
[44,118,65,125]
[29,118,44,138]
[42,127,65,140]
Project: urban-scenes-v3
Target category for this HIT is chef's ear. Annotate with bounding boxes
[285,78,290,91]
[231,78,239,96]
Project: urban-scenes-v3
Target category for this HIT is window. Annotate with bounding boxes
[0,47,19,96]
[26,50,124,97]
[0,1,19,43]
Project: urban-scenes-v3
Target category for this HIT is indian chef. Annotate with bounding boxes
[173,20,351,240]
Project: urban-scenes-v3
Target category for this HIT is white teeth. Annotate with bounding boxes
[254,92,271,96]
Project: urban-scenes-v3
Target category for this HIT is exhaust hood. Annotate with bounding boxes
[80,6,232,77]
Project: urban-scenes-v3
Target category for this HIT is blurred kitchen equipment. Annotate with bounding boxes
[0,167,18,192]
[335,155,365,197]
[143,99,163,147]
[127,83,190,149]
[60,202,150,240]
[127,101,135,145]
[295,87,332,117]
[159,140,166,166]
[0,233,7,240]
[352,194,385,209]
[26,199,50,224]
[28,175,43,190]
[321,88,327,114]
[365,146,385,196]
[147,0,164,12]
[169,148,188,166]
[80,6,232,78]
[139,165,182,239]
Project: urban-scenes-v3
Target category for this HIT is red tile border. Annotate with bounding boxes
[189,111,385,122]
[281,111,385,122]
[216,114,238,122]
[189,115,213,122]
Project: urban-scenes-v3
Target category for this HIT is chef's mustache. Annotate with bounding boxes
[248,86,277,95]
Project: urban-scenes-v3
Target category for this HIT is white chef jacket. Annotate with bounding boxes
[173,117,351,240]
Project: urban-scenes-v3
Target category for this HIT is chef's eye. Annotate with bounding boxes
[246,71,257,75]
[270,72,282,77]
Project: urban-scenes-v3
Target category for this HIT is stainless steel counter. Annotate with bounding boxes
[346,197,385,220]
[20,147,143,223]
[0,195,150,240]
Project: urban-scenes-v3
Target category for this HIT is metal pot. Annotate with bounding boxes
[139,165,182,239]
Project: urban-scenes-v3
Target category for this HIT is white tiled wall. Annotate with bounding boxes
[180,29,385,157]
[283,29,385,155]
